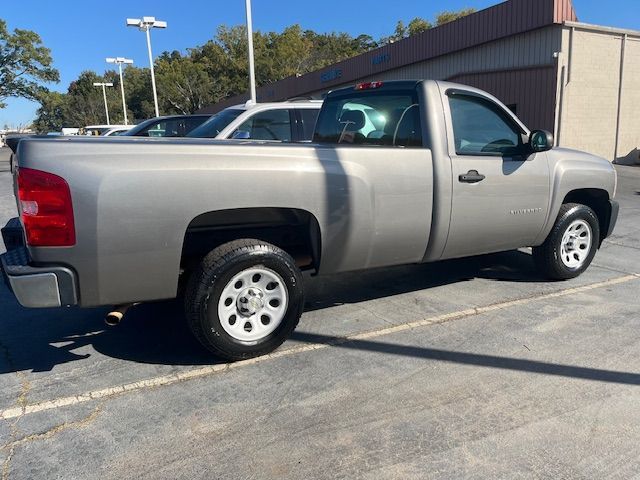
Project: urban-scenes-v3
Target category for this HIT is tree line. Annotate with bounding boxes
[0,11,476,133]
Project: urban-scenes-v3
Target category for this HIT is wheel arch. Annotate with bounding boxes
[180,207,322,281]
[561,188,612,246]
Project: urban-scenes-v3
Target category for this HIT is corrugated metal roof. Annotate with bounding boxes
[200,0,578,114]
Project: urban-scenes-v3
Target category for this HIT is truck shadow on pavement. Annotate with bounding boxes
[0,249,603,377]
[304,248,543,312]
[289,332,640,386]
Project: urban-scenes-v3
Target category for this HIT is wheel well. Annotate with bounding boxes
[562,189,611,244]
[180,207,321,277]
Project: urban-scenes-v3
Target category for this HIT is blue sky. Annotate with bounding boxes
[1,0,639,127]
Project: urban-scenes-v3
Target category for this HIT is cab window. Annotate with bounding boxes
[448,93,524,156]
[234,109,292,141]
[314,90,422,147]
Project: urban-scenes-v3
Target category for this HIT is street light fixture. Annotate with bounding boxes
[106,57,134,125]
[93,82,114,125]
[126,16,167,117]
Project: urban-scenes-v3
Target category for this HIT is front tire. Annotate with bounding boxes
[533,203,600,280]
[184,239,304,361]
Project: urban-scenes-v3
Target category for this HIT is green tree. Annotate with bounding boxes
[62,70,122,126]
[407,17,432,36]
[123,66,155,122]
[264,25,313,81]
[156,53,218,114]
[0,19,59,108]
[32,91,66,132]
[435,8,477,26]
[380,8,477,44]
[304,30,375,71]
[380,20,407,44]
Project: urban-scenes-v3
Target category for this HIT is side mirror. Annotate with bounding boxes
[529,130,554,152]
[232,130,250,140]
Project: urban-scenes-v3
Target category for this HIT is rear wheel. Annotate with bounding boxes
[184,239,304,360]
[533,203,600,280]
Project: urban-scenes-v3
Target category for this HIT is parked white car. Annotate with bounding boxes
[187,100,322,142]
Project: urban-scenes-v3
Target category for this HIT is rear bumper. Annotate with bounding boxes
[1,219,78,308]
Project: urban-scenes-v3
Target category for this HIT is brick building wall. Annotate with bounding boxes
[557,24,640,163]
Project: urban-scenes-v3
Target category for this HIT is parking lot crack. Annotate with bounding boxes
[0,402,103,478]
[0,341,32,480]
[360,305,397,326]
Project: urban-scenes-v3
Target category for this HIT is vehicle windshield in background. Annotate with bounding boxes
[313,89,422,147]
[126,116,209,137]
[187,109,244,138]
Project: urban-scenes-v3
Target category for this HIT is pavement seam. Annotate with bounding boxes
[603,239,640,251]
[0,273,637,422]
[592,262,640,277]
[0,404,103,457]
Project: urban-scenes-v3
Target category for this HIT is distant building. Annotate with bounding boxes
[199,0,640,164]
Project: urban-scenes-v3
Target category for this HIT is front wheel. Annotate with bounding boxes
[184,239,304,360]
[533,203,600,280]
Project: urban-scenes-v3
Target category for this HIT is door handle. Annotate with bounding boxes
[459,170,486,183]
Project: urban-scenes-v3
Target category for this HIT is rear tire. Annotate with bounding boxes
[184,239,304,361]
[533,203,600,280]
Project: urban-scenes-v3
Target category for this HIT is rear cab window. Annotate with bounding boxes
[314,87,423,147]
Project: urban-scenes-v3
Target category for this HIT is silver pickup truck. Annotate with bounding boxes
[1,80,618,360]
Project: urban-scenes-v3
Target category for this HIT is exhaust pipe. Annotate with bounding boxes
[105,304,134,326]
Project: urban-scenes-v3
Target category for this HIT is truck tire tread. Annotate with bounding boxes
[184,239,304,360]
[532,203,599,280]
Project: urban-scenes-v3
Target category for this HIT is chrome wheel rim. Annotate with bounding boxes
[217,267,288,342]
[560,219,592,269]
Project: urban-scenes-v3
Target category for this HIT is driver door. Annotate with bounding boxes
[442,92,550,259]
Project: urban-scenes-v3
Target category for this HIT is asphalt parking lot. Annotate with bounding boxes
[0,145,639,479]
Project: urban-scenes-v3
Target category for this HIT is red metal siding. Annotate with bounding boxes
[554,0,578,23]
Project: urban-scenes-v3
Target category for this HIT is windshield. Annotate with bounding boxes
[187,108,244,138]
[124,116,209,137]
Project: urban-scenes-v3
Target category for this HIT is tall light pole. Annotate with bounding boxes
[106,57,134,125]
[93,82,114,125]
[245,0,256,103]
[126,16,167,117]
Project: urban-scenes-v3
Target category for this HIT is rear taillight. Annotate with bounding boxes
[17,168,76,247]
